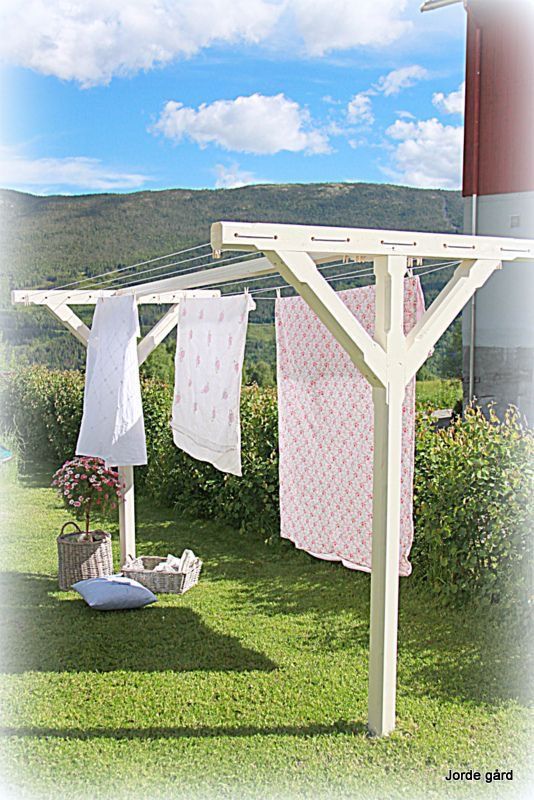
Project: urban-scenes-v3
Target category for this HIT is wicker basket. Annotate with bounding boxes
[57,521,113,590]
[122,555,202,594]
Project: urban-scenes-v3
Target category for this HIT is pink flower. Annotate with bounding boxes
[74,501,81,508]
[201,382,210,394]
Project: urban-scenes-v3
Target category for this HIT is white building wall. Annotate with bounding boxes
[462,190,534,421]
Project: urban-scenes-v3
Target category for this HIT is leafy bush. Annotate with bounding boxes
[413,405,533,611]
[0,367,279,539]
[2,367,532,611]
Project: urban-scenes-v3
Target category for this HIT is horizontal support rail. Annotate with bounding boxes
[211,221,534,262]
[115,257,277,297]
[11,289,220,306]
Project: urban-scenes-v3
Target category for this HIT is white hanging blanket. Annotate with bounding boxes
[171,294,255,476]
[76,295,147,467]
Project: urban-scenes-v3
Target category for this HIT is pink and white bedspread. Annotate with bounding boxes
[275,278,425,576]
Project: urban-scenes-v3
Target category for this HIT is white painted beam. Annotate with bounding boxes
[115,257,276,298]
[118,465,136,566]
[368,255,407,737]
[405,259,501,381]
[211,221,534,262]
[44,302,91,347]
[267,249,386,387]
[137,304,179,366]
[11,289,219,306]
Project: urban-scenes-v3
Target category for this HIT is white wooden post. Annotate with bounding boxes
[368,255,407,737]
[118,465,136,566]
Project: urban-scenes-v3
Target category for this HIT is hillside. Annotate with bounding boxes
[0,182,463,378]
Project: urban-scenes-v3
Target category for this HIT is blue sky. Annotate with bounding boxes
[0,1,467,195]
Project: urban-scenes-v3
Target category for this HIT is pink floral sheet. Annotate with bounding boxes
[275,278,425,577]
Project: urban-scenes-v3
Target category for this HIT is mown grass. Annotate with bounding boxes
[0,462,531,800]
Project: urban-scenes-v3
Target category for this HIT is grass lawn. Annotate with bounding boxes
[0,461,531,800]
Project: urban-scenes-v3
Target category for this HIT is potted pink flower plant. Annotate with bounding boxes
[52,457,124,589]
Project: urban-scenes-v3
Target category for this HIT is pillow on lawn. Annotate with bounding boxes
[72,575,157,611]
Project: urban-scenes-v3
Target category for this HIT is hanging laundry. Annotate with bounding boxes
[171,294,255,476]
[76,295,147,467]
[275,278,425,576]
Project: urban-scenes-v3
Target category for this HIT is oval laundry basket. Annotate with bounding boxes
[57,523,114,590]
[122,556,202,594]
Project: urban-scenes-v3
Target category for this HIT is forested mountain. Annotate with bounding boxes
[0,182,463,381]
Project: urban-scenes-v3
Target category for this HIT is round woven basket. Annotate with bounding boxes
[57,521,113,590]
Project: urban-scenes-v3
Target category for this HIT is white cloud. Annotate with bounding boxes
[0,146,149,192]
[153,93,330,155]
[385,117,463,189]
[0,0,283,87]
[375,65,429,96]
[289,0,411,56]
[433,82,465,115]
[0,1,413,86]
[214,163,258,189]
[347,93,374,125]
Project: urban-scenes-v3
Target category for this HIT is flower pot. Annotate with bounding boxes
[57,521,113,590]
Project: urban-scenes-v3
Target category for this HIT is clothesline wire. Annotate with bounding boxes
[110,251,265,292]
[53,242,212,291]
[86,249,262,291]
[228,259,460,300]
[188,256,461,296]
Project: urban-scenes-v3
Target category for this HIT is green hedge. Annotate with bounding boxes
[0,366,279,539]
[413,405,533,611]
[1,366,532,611]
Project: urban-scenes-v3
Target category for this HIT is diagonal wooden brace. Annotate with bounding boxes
[137,304,179,366]
[405,258,501,383]
[266,249,387,387]
[44,301,91,347]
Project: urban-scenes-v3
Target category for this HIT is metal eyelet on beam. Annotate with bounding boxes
[443,243,475,249]
[234,233,278,240]
[381,240,417,247]
[311,236,350,242]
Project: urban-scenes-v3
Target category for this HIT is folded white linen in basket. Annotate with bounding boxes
[152,550,197,573]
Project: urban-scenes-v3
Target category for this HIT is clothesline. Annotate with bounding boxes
[54,242,212,291]
[220,259,461,300]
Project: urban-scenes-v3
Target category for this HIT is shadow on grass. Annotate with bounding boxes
[0,572,277,675]
[0,720,368,740]
[7,469,531,707]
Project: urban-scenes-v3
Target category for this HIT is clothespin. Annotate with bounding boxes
[212,249,222,260]
[276,287,281,299]
[407,257,414,277]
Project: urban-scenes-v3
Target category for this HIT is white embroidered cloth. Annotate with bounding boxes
[275,278,425,576]
[171,294,255,476]
[76,295,147,467]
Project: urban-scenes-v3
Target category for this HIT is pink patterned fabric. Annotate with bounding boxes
[275,278,425,577]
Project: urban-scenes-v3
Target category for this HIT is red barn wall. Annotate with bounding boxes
[463,0,534,197]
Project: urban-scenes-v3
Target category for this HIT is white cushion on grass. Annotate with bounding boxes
[72,575,157,610]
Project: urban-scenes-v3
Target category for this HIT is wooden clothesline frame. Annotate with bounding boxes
[12,221,533,738]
